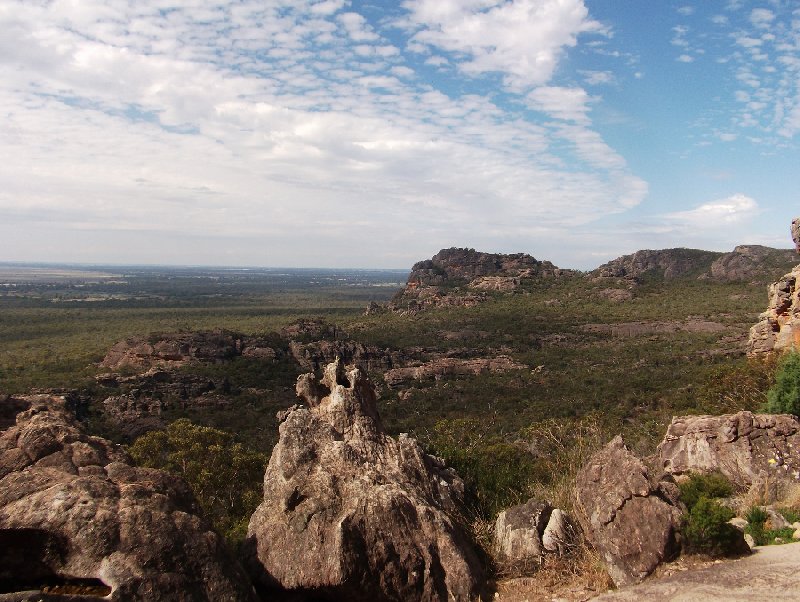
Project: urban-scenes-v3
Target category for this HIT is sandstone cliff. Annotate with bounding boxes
[747,217,800,355]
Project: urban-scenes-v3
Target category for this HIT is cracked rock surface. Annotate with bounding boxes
[246,360,484,601]
[574,436,683,587]
[0,395,257,601]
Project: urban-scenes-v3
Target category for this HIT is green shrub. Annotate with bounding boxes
[766,351,800,415]
[745,505,768,546]
[129,419,267,547]
[679,472,734,511]
[683,497,742,556]
[779,508,800,524]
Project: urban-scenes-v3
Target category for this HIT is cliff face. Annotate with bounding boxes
[594,246,797,283]
[747,218,800,355]
[392,247,572,313]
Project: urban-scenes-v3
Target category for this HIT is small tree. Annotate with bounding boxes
[766,351,800,416]
[129,419,267,545]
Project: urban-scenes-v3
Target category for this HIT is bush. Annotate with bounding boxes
[678,472,734,511]
[683,497,742,556]
[745,505,768,546]
[766,351,800,415]
[129,419,267,547]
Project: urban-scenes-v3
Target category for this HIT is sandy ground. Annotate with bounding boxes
[591,543,800,601]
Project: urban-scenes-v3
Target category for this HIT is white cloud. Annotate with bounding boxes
[579,70,614,85]
[526,87,592,122]
[0,0,646,267]
[677,54,694,63]
[663,194,760,227]
[750,8,775,28]
[677,6,695,16]
[401,0,604,90]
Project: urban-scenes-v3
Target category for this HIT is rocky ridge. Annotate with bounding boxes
[593,246,797,283]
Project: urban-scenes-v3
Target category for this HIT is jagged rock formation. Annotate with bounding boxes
[594,246,796,283]
[0,395,256,601]
[390,248,572,313]
[574,436,683,588]
[657,412,800,490]
[247,360,484,601]
[289,339,406,373]
[747,218,800,355]
[494,500,577,565]
[384,356,526,388]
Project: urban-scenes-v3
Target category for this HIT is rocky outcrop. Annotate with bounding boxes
[710,245,797,282]
[0,395,256,601]
[594,249,721,281]
[574,436,683,587]
[100,331,243,371]
[288,339,405,373]
[391,248,572,313]
[793,218,800,253]
[594,246,796,283]
[747,219,800,355]
[247,360,484,601]
[494,500,577,565]
[384,356,527,388]
[657,412,800,489]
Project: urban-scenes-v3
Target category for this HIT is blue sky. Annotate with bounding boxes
[0,0,798,269]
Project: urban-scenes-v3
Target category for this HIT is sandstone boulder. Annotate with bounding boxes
[494,500,577,565]
[0,395,256,601]
[247,360,484,601]
[574,436,683,587]
[793,217,800,253]
[657,412,800,490]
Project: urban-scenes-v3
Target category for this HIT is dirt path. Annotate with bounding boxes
[591,543,800,601]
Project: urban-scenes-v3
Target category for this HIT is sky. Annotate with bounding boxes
[1,0,798,269]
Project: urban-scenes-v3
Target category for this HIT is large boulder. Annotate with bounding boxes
[574,436,683,587]
[247,360,484,601]
[793,217,800,254]
[494,500,577,565]
[0,395,256,601]
[657,412,800,491]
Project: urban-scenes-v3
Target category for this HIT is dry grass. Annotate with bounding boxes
[491,541,613,601]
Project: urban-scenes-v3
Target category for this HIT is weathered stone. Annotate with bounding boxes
[494,500,551,562]
[793,217,800,254]
[657,412,800,489]
[744,533,756,549]
[384,356,526,388]
[574,436,683,587]
[101,330,242,371]
[390,248,572,313]
[494,500,577,565]
[289,339,405,373]
[747,267,800,355]
[729,517,748,531]
[0,395,257,601]
[247,360,483,601]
